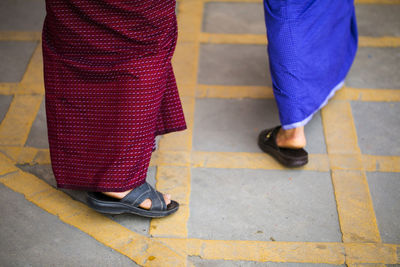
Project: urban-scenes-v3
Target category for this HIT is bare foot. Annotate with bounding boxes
[102,190,171,210]
[276,126,306,149]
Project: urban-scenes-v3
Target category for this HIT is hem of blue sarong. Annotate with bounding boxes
[281,80,345,130]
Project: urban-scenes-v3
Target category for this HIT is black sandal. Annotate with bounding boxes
[258,126,308,167]
[87,182,179,218]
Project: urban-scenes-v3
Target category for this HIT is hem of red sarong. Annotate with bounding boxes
[56,180,145,192]
[155,125,187,136]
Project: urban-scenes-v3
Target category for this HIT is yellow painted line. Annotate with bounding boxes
[158,238,346,264]
[173,42,198,89]
[356,0,400,4]
[345,243,398,264]
[199,33,400,48]
[359,36,400,47]
[196,85,400,102]
[158,97,195,151]
[0,31,41,41]
[0,152,18,176]
[329,154,364,171]
[0,171,191,266]
[18,44,45,95]
[0,94,43,146]
[200,33,266,45]
[196,84,274,99]
[321,100,361,154]
[150,166,192,238]
[0,83,19,95]
[322,100,382,243]
[0,146,40,164]
[362,155,400,172]
[177,0,205,43]
[332,170,381,243]
[150,150,191,167]
[335,87,400,102]
[191,151,330,171]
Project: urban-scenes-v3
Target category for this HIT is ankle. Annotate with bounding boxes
[102,190,131,199]
[276,127,306,148]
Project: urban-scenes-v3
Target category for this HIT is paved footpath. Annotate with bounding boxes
[1,0,400,266]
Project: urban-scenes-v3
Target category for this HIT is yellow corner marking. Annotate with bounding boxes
[196,84,274,99]
[0,152,18,176]
[158,238,345,264]
[150,150,191,167]
[0,94,43,146]
[0,83,19,95]
[150,166,191,238]
[18,44,45,95]
[329,154,364,170]
[0,171,189,266]
[0,31,41,41]
[362,155,400,172]
[332,170,381,243]
[200,33,267,45]
[345,243,398,264]
[321,100,361,154]
[191,151,330,171]
[0,146,38,164]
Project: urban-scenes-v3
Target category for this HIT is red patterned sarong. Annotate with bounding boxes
[42,0,186,191]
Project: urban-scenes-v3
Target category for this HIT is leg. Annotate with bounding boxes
[276,126,306,149]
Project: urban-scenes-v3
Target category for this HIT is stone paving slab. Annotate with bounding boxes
[351,102,400,155]
[346,48,400,89]
[189,168,341,242]
[0,95,12,123]
[193,98,326,154]
[0,41,37,82]
[0,0,45,31]
[356,4,400,37]
[198,44,270,86]
[0,183,136,267]
[367,172,400,244]
[203,2,264,34]
[190,257,345,267]
[18,164,157,236]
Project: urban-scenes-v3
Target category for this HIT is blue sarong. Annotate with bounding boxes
[264,0,358,129]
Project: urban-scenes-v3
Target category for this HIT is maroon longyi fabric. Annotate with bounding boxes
[42,0,186,191]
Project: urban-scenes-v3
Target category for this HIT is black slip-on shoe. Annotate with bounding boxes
[258,126,308,167]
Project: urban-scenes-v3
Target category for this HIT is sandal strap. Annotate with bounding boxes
[120,182,167,211]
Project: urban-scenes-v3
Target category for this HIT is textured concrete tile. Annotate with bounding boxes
[351,102,400,155]
[0,41,37,83]
[0,95,13,124]
[346,48,400,89]
[367,172,400,244]
[356,4,400,37]
[26,97,48,148]
[190,257,344,267]
[0,0,45,31]
[189,168,341,242]
[18,164,158,235]
[198,44,270,86]
[193,98,326,154]
[203,2,265,34]
[0,184,137,266]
